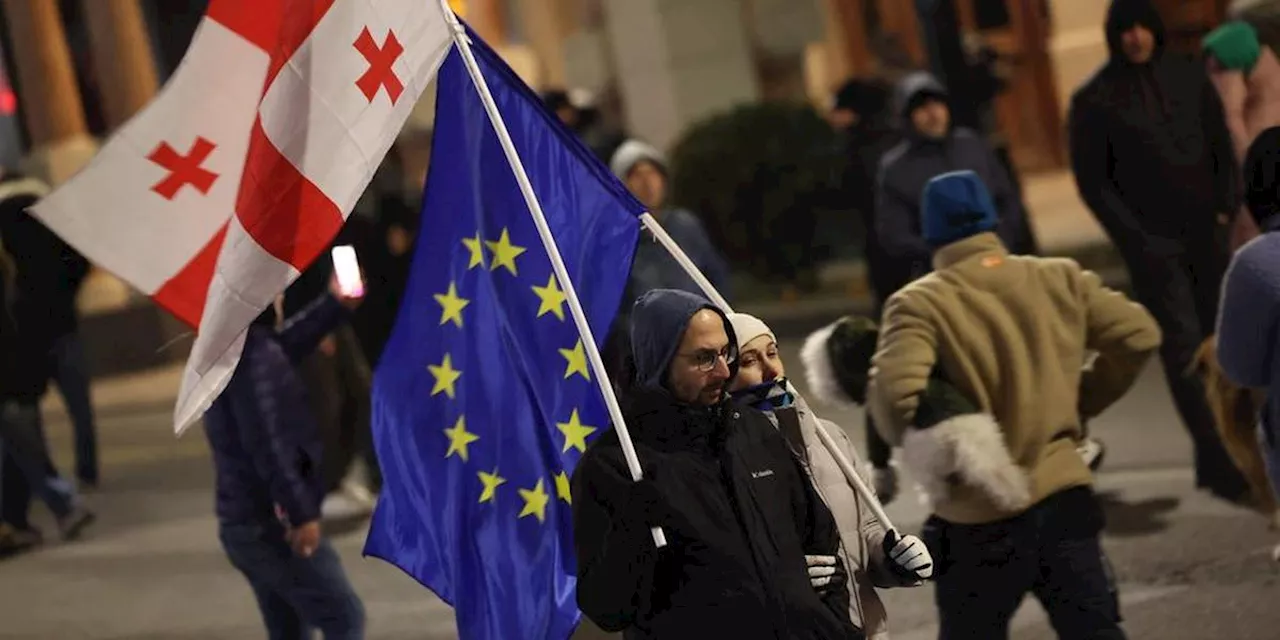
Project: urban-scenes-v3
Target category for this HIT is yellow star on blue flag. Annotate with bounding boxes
[365,29,644,640]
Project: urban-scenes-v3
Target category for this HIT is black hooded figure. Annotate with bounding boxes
[1068,0,1250,502]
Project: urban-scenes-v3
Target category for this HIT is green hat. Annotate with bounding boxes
[824,315,880,404]
[914,372,980,429]
[1204,21,1261,74]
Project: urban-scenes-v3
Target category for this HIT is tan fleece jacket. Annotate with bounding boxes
[868,233,1161,524]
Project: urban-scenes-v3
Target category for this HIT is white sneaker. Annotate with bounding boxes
[1078,437,1105,471]
[341,479,378,509]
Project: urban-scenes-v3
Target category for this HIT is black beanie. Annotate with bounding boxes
[1244,126,1280,229]
[833,79,889,117]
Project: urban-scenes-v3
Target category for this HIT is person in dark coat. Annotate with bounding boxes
[0,225,94,556]
[875,70,1038,286]
[1068,0,1250,502]
[828,78,904,504]
[202,281,365,639]
[829,78,900,308]
[0,172,98,488]
[601,140,733,397]
[572,289,862,640]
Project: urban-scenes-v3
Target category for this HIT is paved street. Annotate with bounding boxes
[3,336,1279,639]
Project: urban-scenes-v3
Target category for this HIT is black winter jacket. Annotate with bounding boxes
[1068,0,1239,254]
[202,295,347,527]
[0,176,64,402]
[0,175,88,344]
[572,388,862,640]
[0,264,51,403]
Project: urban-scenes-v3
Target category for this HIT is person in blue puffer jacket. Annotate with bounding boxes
[202,276,365,639]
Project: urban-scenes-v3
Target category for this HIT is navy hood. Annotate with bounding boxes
[629,289,737,391]
[921,170,999,249]
[1106,0,1166,62]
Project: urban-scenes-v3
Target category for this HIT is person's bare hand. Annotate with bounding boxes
[287,521,322,558]
[318,335,337,357]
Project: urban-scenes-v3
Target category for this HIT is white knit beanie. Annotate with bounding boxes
[728,313,775,351]
[610,139,667,179]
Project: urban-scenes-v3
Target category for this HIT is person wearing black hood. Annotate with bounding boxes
[572,289,863,639]
[1068,0,1251,502]
[875,71,1038,288]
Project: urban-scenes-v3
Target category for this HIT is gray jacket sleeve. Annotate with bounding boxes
[875,161,932,264]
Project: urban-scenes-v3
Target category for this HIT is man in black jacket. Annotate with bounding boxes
[1069,0,1249,501]
[572,289,862,639]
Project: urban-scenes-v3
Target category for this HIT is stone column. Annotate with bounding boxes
[818,0,873,81]
[2,0,98,185]
[1047,0,1110,117]
[82,0,160,129]
[516,0,573,89]
[467,0,509,47]
[602,0,760,151]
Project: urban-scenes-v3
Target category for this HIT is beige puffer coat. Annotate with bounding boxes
[767,395,911,639]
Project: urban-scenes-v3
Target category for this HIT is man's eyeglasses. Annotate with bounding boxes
[681,345,737,372]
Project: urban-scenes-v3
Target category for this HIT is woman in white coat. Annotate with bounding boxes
[725,312,932,639]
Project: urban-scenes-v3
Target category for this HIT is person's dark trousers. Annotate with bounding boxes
[866,297,894,469]
[0,402,74,524]
[923,487,1124,640]
[1,443,34,528]
[1124,243,1249,500]
[49,331,98,485]
[300,328,377,496]
[218,520,365,640]
[334,326,378,492]
[864,415,893,469]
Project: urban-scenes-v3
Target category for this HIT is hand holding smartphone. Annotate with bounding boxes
[330,245,366,304]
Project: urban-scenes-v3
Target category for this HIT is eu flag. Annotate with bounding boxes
[363,31,643,640]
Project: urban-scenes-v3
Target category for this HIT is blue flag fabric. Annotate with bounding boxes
[362,31,643,640]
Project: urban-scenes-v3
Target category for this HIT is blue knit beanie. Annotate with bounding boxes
[920,170,999,249]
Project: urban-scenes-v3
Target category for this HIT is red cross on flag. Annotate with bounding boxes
[30,0,456,433]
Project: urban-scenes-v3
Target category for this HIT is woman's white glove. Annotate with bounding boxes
[882,530,933,584]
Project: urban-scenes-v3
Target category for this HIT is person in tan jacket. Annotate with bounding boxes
[868,170,1160,639]
[726,312,932,639]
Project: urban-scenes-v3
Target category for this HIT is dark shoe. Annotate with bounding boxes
[0,524,43,558]
[58,508,96,541]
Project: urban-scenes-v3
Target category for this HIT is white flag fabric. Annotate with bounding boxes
[31,0,455,433]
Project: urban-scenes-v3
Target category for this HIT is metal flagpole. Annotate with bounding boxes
[638,205,897,532]
[438,1,666,548]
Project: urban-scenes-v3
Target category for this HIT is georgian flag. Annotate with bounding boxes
[31,0,457,433]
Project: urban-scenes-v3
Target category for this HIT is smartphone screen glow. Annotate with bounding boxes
[331,245,365,298]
